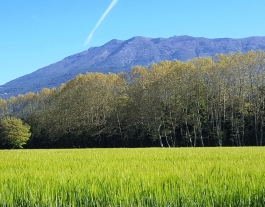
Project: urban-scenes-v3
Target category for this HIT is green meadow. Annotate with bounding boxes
[0,148,265,206]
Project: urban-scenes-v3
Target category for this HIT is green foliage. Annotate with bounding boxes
[1,50,265,148]
[0,99,8,118]
[0,117,31,149]
[0,148,264,206]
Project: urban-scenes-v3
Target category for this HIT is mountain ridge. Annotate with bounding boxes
[1,35,265,99]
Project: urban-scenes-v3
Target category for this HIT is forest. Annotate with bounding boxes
[1,50,265,148]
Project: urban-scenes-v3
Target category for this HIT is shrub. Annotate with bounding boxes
[0,117,31,149]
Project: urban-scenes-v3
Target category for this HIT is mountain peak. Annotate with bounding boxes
[129,36,152,41]
[1,35,265,99]
[104,38,124,46]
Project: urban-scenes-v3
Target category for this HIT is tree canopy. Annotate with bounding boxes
[1,50,265,148]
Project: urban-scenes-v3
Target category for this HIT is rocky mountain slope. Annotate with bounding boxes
[1,35,265,99]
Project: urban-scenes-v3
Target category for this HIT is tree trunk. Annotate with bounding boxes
[158,124,164,147]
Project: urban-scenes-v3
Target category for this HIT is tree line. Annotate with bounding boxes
[1,50,265,148]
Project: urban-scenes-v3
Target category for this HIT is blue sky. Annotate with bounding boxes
[1,0,265,85]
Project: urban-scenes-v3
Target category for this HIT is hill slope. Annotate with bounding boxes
[1,35,265,99]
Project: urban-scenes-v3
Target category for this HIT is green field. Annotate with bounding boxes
[0,148,265,206]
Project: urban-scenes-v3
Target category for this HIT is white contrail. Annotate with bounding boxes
[84,0,118,46]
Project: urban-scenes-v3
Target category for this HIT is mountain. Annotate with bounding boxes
[1,35,265,99]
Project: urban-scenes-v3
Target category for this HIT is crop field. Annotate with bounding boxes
[0,148,265,206]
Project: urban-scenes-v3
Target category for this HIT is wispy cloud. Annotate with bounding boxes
[84,0,118,46]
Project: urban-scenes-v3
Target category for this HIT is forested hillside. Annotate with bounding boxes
[1,50,265,148]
